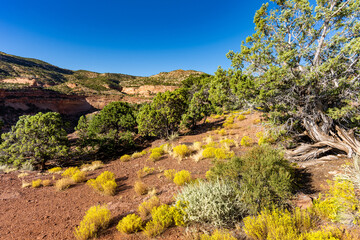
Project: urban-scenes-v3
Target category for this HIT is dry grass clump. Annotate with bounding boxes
[191,149,204,162]
[172,144,191,161]
[55,178,74,191]
[163,169,177,181]
[253,118,261,124]
[138,196,161,219]
[190,141,202,152]
[32,179,42,188]
[74,205,111,240]
[217,129,227,136]
[41,179,52,186]
[173,170,192,186]
[87,171,117,196]
[220,138,235,150]
[120,154,131,162]
[17,172,29,178]
[240,136,252,146]
[21,181,32,188]
[48,167,62,173]
[81,161,103,171]
[117,214,143,234]
[134,181,148,195]
[137,166,155,178]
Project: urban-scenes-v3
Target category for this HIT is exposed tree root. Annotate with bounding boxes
[286,113,360,162]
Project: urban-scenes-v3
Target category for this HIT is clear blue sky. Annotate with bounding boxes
[0,0,267,76]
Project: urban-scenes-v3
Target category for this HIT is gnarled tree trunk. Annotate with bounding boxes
[286,113,360,161]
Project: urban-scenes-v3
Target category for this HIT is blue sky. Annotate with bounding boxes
[0,0,267,76]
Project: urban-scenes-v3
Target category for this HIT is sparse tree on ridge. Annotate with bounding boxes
[227,0,360,160]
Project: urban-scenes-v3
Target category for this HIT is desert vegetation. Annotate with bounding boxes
[1,0,360,239]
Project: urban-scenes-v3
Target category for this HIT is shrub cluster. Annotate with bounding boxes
[313,178,360,224]
[210,145,295,214]
[87,171,117,196]
[74,205,111,240]
[143,203,186,237]
[176,179,247,227]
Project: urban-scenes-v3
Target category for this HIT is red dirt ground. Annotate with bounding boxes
[0,112,353,240]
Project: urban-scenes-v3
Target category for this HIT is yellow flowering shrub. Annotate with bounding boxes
[173,170,192,186]
[200,229,237,240]
[149,152,162,162]
[240,136,252,146]
[48,167,62,173]
[164,169,177,181]
[120,154,131,162]
[74,205,111,240]
[32,179,42,188]
[313,179,360,224]
[116,214,143,234]
[87,171,117,196]
[173,144,191,160]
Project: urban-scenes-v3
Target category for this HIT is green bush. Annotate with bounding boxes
[175,179,247,227]
[210,145,295,214]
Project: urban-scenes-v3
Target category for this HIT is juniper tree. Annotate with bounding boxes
[0,112,69,169]
[227,0,360,160]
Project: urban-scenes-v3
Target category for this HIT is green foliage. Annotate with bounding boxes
[87,171,117,196]
[74,205,111,240]
[116,214,143,234]
[226,0,360,128]
[181,89,213,129]
[137,89,188,138]
[210,145,295,214]
[0,112,69,169]
[176,179,247,227]
[76,101,136,154]
[173,170,192,186]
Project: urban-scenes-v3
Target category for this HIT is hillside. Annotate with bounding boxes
[0,51,204,95]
